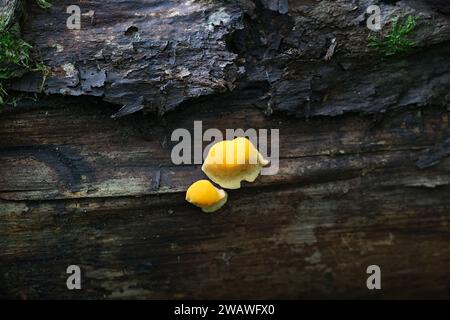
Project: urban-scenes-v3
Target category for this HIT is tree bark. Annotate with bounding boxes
[0,0,449,299]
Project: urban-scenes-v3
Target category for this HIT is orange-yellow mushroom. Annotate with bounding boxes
[202,137,269,189]
[185,180,227,213]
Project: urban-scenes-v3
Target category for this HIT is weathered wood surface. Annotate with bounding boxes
[6,0,450,117]
[1,0,450,299]
[1,92,450,299]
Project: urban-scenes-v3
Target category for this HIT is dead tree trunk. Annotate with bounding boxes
[0,0,449,299]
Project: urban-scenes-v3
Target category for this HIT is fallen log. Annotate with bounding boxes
[0,0,449,299]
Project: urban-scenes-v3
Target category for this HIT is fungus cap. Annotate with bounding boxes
[186,180,227,213]
[202,137,269,189]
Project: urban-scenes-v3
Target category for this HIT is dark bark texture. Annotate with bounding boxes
[0,0,450,299]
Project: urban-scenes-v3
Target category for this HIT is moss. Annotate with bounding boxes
[0,1,51,106]
[0,26,33,80]
[36,0,52,9]
[368,15,419,57]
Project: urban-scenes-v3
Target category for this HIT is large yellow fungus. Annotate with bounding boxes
[185,180,228,213]
[202,137,269,189]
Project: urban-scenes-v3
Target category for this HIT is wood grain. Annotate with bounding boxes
[1,93,449,299]
[1,0,450,300]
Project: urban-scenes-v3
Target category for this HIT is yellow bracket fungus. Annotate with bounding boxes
[186,180,228,213]
[202,137,269,189]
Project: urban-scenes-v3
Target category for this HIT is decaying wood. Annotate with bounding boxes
[0,0,450,299]
[1,93,450,299]
[5,0,450,117]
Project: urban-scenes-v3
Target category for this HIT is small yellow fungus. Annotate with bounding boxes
[186,180,228,213]
[202,137,269,189]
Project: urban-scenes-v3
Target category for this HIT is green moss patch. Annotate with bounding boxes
[368,15,419,57]
[0,1,51,106]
